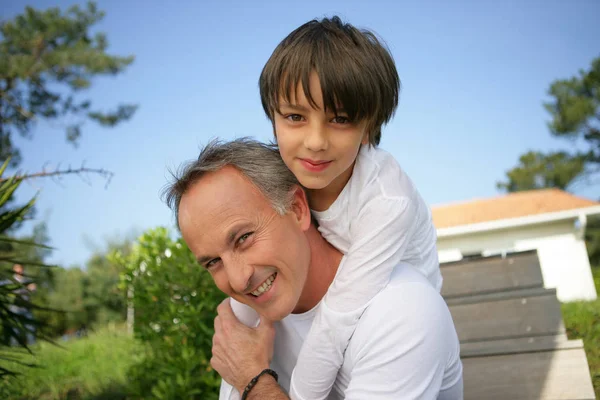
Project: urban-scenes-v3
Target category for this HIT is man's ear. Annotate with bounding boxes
[289,185,311,231]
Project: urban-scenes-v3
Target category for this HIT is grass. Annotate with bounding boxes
[561,266,600,398]
[0,326,141,400]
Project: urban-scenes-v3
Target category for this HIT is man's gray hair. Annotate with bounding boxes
[163,137,300,227]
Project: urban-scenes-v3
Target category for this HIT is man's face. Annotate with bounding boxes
[13,264,23,275]
[178,166,311,321]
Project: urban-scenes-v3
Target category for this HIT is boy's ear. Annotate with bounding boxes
[289,185,311,231]
[361,122,372,145]
[361,130,370,145]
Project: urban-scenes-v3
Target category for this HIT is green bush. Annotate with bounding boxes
[111,227,225,399]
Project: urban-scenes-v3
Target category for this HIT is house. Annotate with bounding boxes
[432,188,600,302]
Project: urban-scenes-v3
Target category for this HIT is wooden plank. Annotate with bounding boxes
[445,286,553,306]
[463,347,596,400]
[449,290,565,342]
[441,250,544,298]
[460,335,575,358]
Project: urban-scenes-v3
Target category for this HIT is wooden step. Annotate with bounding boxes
[446,286,554,306]
[462,345,595,400]
[441,250,544,298]
[448,288,565,342]
[460,334,572,358]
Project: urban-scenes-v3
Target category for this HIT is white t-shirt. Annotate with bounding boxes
[220,265,463,399]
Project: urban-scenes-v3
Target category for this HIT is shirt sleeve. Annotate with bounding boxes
[324,195,419,312]
[343,281,463,400]
[219,379,239,400]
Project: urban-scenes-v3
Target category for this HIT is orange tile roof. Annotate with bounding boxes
[432,189,599,229]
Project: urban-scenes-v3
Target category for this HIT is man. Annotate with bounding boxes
[165,138,463,399]
[1,264,37,345]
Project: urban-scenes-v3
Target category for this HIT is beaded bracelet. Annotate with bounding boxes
[241,368,279,400]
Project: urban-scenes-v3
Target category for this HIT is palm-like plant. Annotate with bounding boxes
[0,160,56,377]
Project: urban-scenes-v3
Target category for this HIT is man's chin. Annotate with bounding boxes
[255,300,294,322]
[231,296,293,324]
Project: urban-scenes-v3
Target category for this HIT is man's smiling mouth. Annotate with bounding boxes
[250,273,277,297]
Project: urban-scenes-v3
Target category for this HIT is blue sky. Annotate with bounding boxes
[4,0,600,267]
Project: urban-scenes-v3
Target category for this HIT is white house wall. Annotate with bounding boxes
[437,219,597,302]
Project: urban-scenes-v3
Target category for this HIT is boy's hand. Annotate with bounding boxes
[211,298,275,393]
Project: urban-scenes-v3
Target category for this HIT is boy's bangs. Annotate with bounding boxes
[273,41,379,124]
[260,16,400,145]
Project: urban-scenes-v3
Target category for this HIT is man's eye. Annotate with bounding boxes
[238,232,253,244]
[286,114,303,122]
[206,258,220,269]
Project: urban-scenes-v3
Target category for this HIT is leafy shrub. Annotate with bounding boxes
[111,227,225,399]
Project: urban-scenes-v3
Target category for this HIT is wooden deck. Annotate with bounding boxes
[441,250,595,399]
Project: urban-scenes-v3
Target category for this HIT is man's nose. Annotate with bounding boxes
[303,123,328,152]
[223,257,254,294]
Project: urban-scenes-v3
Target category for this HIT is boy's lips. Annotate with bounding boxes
[299,158,332,172]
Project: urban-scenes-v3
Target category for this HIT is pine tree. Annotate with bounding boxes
[0,1,137,167]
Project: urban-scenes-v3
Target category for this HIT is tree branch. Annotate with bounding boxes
[2,166,114,188]
[0,92,36,122]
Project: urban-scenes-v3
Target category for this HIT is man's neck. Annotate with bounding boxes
[293,224,342,314]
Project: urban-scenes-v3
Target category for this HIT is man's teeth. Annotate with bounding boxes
[252,274,276,296]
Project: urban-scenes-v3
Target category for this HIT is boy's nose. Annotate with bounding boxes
[304,125,328,152]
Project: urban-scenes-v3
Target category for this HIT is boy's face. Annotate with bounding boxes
[273,72,368,200]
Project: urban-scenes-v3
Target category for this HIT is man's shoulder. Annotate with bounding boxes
[351,265,453,350]
[364,265,445,317]
[342,264,462,397]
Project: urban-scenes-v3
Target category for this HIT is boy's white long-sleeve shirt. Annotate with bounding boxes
[290,146,443,399]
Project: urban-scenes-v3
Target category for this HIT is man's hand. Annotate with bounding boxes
[211,298,275,393]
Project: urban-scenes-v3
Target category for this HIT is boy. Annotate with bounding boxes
[232,16,443,399]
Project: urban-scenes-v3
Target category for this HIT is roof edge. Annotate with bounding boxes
[436,205,600,238]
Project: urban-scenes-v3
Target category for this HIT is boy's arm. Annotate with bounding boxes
[290,196,428,399]
[325,195,422,312]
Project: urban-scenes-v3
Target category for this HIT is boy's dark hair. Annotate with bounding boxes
[259,16,400,146]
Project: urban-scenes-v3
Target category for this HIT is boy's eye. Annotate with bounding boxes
[206,258,221,269]
[332,115,350,124]
[285,114,304,122]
